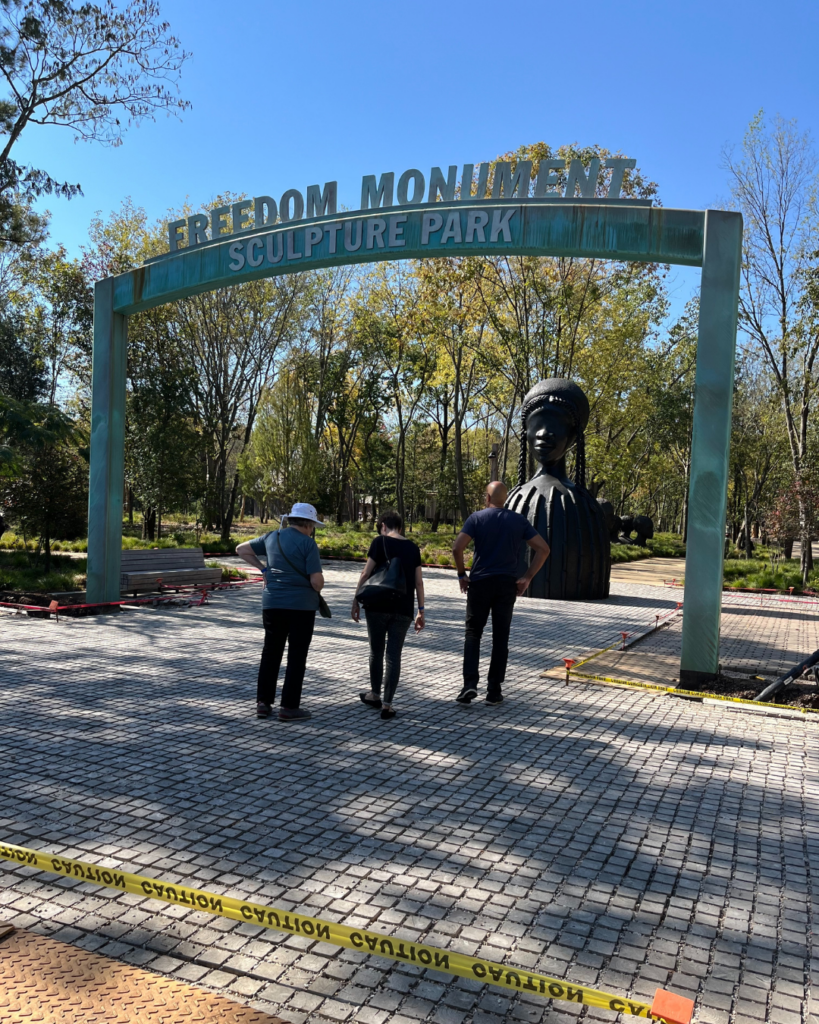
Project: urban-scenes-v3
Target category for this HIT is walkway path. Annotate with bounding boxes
[0,564,816,1024]
[609,558,685,588]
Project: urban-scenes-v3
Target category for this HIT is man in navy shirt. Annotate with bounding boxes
[452,481,550,705]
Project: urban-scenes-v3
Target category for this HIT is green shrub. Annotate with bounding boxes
[647,533,686,557]
[0,551,87,593]
[610,543,651,564]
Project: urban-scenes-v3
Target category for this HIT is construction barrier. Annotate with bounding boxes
[0,841,694,1023]
[569,667,819,718]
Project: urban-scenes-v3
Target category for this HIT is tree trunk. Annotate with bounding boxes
[454,417,468,521]
[799,493,814,581]
[742,499,753,560]
[395,434,406,524]
[219,466,242,542]
[143,508,156,542]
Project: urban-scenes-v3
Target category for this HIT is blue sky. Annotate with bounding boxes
[17,0,819,322]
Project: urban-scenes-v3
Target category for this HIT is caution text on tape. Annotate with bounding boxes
[0,841,693,1022]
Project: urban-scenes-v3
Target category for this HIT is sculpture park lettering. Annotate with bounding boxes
[166,158,638,254]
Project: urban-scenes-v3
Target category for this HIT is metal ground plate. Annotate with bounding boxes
[0,928,284,1024]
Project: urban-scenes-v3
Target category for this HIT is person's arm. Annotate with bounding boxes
[517,534,550,596]
[304,537,325,594]
[236,540,266,573]
[452,532,473,594]
[351,557,377,622]
[414,565,425,632]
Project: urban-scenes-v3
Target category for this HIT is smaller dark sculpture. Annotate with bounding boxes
[597,499,623,544]
[619,514,655,547]
[632,515,654,547]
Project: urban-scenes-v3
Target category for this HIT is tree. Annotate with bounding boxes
[418,258,488,518]
[723,112,819,580]
[729,358,783,556]
[355,264,433,522]
[472,143,663,486]
[239,366,322,518]
[1,397,86,566]
[16,246,92,405]
[125,349,202,541]
[0,0,189,243]
[0,306,44,400]
[174,271,305,540]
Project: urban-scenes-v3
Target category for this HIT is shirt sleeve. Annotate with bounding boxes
[305,538,322,575]
[366,539,380,562]
[523,520,537,541]
[461,513,477,538]
[411,543,422,568]
[249,534,269,556]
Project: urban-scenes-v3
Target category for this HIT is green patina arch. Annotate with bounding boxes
[89,198,742,684]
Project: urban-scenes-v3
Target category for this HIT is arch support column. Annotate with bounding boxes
[86,277,127,605]
[680,210,742,684]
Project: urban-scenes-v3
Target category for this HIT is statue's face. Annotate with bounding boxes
[526,404,576,466]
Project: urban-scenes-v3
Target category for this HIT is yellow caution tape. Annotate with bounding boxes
[0,840,670,1019]
[570,669,819,716]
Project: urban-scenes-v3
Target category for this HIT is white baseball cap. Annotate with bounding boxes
[287,502,326,527]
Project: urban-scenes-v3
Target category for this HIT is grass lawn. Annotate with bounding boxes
[721,552,819,593]
[0,550,87,595]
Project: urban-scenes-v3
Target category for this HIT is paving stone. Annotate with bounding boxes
[0,568,816,1024]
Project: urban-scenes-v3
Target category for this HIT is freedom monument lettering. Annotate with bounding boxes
[165,158,638,253]
[88,157,741,684]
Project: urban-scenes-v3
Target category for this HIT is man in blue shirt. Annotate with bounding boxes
[452,482,550,705]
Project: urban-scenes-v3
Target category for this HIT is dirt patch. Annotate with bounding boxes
[684,673,819,708]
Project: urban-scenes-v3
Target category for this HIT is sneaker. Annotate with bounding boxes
[256,702,272,718]
[486,693,504,705]
[380,707,396,720]
[456,686,478,704]
[279,707,312,722]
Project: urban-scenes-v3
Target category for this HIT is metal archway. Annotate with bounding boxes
[89,198,741,684]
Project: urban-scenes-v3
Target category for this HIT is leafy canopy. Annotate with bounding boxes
[0,0,190,243]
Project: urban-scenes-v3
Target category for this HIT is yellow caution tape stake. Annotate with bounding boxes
[0,840,687,1020]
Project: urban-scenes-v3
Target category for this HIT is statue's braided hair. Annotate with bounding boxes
[518,380,589,489]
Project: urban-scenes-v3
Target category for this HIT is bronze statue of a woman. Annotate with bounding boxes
[505,379,610,600]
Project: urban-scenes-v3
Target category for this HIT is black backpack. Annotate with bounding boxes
[356,537,407,611]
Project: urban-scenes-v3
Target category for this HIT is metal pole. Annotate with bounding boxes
[679,210,743,685]
[86,277,127,604]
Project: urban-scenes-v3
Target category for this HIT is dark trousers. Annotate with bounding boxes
[462,576,517,693]
[366,611,412,704]
[257,609,316,709]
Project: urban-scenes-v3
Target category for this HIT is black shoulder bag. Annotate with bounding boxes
[274,530,331,618]
[356,536,407,611]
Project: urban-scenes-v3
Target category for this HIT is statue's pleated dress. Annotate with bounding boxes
[506,476,610,600]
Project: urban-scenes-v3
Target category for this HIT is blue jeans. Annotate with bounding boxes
[365,611,412,704]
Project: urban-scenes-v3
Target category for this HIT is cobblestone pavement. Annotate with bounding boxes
[1,562,817,1024]
[572,591,819,689]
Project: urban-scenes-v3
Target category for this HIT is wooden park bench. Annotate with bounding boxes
[120,548,223,597]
